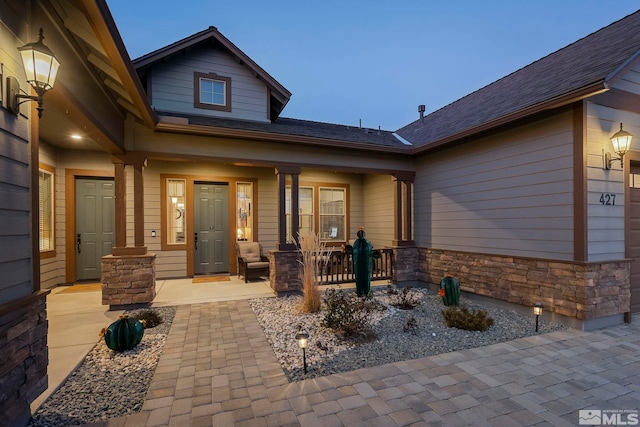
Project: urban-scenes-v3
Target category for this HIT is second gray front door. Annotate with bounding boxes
[194,183,229,275]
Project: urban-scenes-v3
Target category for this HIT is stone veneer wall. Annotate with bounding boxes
[101,254,157,307]
[0,292,49,427]
[420,248,631,321]
[269,250,302,293]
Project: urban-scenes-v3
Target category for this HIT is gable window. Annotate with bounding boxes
[39,164,55,257]
[194,72,231,112]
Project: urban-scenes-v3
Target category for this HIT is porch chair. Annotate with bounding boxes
[236,241,270,283]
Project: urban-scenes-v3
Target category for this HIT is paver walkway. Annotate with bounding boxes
[91,300,640,426]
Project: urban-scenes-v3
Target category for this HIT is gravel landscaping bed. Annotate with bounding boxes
[249,286,568,382]
[28,306,177,427]
[28,286,568,425]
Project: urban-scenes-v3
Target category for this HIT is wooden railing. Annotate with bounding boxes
[318,248,394,285]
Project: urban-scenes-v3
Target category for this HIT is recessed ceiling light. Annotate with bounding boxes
[71,134,82,140]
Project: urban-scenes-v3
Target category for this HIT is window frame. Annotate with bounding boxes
[287,182,349,245]
[39,163,56,258]
[194,71,232,112]
[161,175,188,251]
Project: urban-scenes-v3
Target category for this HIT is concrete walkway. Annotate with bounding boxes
[84,300,639,426]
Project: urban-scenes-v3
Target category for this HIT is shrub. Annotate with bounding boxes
[322,288,385,340]
[442,306,494,332]
[403,316,418,334]
[132,309,163,329]
[388,286,421,310]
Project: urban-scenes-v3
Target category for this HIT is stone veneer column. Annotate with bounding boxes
[269,250,301,293]
[0,292,49,427]
[101,254,157,309]
[392,246,419,283]
[421,248,631,324]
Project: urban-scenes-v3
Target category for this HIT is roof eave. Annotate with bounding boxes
[155,122,412,154]
[81,0,158,128]
[410,81,608,155]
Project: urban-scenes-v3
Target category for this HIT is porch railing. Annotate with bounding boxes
[318,248,393,285]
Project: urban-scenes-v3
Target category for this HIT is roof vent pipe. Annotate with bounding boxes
[418,104,426,122]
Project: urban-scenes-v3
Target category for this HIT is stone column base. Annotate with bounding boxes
[101,253,156,309]
[269,250,301,293]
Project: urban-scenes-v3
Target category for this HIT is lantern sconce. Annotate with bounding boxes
[604,123,633,170]
[4,28,60,118]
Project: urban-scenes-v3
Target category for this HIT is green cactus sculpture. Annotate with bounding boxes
[439,274,460,306]
[103,315,144,352]
[352,228,373,297]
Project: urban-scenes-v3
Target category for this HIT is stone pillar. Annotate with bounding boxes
[393,246,419,283]
[269,250,301,293]
[101,254,156,309]
[0,292,49,427]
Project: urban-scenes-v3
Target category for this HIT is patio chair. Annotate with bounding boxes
[236,241,270,283]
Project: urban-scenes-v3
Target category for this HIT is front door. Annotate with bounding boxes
[76,178,115,280]
[194,183,229,275]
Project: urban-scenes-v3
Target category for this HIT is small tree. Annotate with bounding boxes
[298,229,328,313]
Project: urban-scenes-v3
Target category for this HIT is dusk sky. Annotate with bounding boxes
[106,1,639,131]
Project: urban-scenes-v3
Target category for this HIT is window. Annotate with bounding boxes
[236,182,253,241]
[166,179,186,245]
[286,184,348,243]
[39,165,55,255]
[286,186,314,242]
[194,72,231,112]
[319,187,346,242]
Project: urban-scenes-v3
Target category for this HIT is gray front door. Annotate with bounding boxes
[194,183,229,275]
[76,178,115,280]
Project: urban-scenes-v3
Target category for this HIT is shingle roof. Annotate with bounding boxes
[159,112,407,149]
[397,10,640,150]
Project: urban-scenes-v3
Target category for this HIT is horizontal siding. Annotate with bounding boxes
[151,45,269,122]
[0,88,32,302]
[363,174,394,248]
[611,64,640,95]
[586,102,640,261]
[414,111,575,260]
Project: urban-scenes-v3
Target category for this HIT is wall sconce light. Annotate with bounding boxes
[604,123,632,170]
[5,28,60,118]
[533,302,543,332]
[295,330,309,374]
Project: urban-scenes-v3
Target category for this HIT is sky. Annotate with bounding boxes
[106,1,640,131]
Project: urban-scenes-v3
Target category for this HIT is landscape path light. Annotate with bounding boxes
[533,302,543,332]
[295,331,309,374]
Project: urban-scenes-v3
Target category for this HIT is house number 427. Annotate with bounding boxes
[600,193,616,205]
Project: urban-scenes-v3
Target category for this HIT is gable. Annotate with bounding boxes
[150,44,271,123]
[133,27,291,121]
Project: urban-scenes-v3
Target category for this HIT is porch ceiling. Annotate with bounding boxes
[36,0,155,153]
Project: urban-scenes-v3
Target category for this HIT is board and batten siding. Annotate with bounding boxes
[586,102,640,261]
[151,45,269,122]
[362,174,395,248]
[414,112,575,260]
